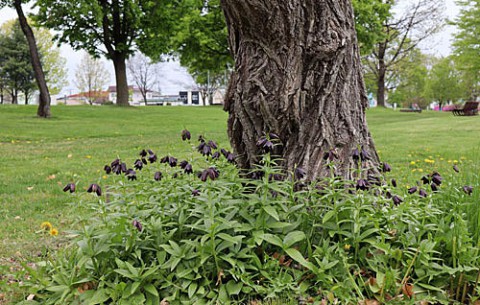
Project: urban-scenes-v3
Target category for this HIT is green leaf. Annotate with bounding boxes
[217,233,243,244]
[323,210,336,224]
[263,234,283,248]
[282,231,306,248]
[285,248,315,271]
[226,280,243,295]
[88,289,110,305]
[143,284,159,297]
[188,282,198,298]
[263,205,280,221]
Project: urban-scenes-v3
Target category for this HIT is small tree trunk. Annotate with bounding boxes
[221,0,379,181]
[14,0,51,117]
[376,43,387,107]
[112,54,129,106]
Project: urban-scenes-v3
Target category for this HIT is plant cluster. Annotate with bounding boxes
[19,131,480,304]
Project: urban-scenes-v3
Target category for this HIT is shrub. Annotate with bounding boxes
[19,133,480,304]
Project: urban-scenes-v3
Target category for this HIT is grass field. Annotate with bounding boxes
[0,105,479,303]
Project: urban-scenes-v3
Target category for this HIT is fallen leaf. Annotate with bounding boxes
[67,154,72,158]
[402,283,414,298]
[27,186,34,191]
[160,299,170,305]
[27,294,35,301]
[14,216,21,220]
[46,174,56,181]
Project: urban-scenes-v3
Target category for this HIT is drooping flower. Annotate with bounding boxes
[421,175,430,185]
[408,186,418,194]
[391,179,397,188]
[256,136,274,153]
[197,142,212,156]
[184,163,193,174]
[221,148,229,158]
[295,167,306,180]
[192,189,200,196]
[323,149,338,162]
[463,185,473,195]
[226,152,236,163]
[181,129,191,141]
[63,183,76,193]
[199,167,220,182]
[120,162,127,173]
[453,164,459,173]
[154,171,162,181]
[431,183,439,192]
[134,159,144,170]
[132,220,143,232]
[356,179,369,191]
[360,146,370,161]
[139,149,148,157]
[125,169,137,181]
[87,184,102,196]
[352,148,360,161]
[392,195,403,206]
[431,172,442,185]
[104,165,112,174]
[208,140,218,150]
[381,162,392,173]
[419,189,428,198]
[148,153,157,164]
[212,151,221,160]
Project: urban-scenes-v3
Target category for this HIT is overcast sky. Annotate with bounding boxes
[0,0,461,95]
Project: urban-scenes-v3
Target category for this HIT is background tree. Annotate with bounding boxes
[35,0,175,107]
[219,0,379,181]
[74,53,110,105]
[451,0,480,100]
[0,0,52,116]
[381,48,429,109]
[0,19,36,104]
[363,0,444,107]
[425,56,464,110]
[127,53,157,105]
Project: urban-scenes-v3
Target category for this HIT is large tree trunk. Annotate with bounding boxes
[112,54,130,106]
[14,0,51,118]
[221,0,379,181]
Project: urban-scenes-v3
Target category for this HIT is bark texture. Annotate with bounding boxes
[14,0,51,117]
[112,54,129,106]
[221,0,379,181]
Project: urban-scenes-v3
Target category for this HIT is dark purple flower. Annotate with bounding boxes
[249,170,265,180]
[256,136,274,153]
[104,165,112,174]
[295,167,306,180]
[139,149,148,157]
[148,154,157,163]
[181,129,191,141]
[269,173,284,181]
[360,147,370,161]
[179,160,189,169]
[226,152,236,163]
[132,220,143,232]
[134,159,143,170]
[184,164,193,174]
[431,172,442,185]
[221,148,229,158]
[421,176,430,184]
[368,174,382,186]
[199,167,220,182]
[111,158,120,167]
[381,162,392,173]
[431,183,439,192]
[208,140,218,150]
[453,164,459,173]
[125,169,137,181]
[385,191,392,199]
[391,179,397,188]
[463,185,473,195]
[197,142,212,156]
[192,189,200,196]
[173,173,179,179]
[120,162,127,173]
[356,179,369,191]
[112,164,122,175]
[408,186,418,194]
[352,148,360,161]
[147,149,154,155]
[141,157,147,165]
[87,184,102,196]
[419,189,428,198]
[168,157,177,167]
[63,183,76,193]
[154,171,162,181]
[212,151,221,160]
[392,195,403,206]
[323,149,337,162]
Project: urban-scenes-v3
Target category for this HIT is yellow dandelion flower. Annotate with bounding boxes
[418,169,424,173]
[102,175,108,179]
[410,161,416,165]
[412,169,417,172]
[85,155,92,159]
[40,221,52,231]
[49,228,59,236]
[454,160,459,164]
[448,160,452,163]
[344,244,351,251]
[440,158,444,161]
[461,156,467,160]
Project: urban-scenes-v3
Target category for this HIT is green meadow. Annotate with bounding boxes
[0,105,479,303]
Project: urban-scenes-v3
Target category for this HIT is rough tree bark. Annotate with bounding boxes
[112,53,129,106]
[220,0,379,181]
[13,0,51,117]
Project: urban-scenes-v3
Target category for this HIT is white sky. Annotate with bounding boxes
[0,0,460,95]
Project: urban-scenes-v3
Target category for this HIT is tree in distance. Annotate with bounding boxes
[74,53,110,105]
[127,53,158,106]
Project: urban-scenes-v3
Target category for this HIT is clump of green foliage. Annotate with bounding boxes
[18,132,480,304]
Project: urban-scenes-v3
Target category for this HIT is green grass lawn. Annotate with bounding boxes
[0,105,479,303]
